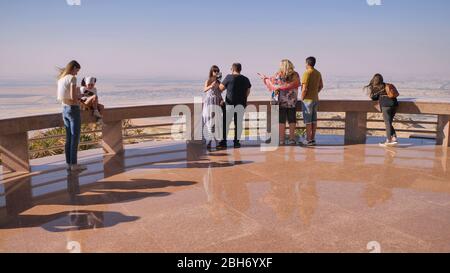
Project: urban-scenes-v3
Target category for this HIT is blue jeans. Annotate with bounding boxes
[62,105,81,165]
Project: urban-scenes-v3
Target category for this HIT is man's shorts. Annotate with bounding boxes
[301,100,318,124]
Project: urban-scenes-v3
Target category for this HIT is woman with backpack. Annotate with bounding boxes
[365,73,400,146]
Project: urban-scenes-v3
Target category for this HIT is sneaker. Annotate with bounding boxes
[287,139,297,145]
[93,110,103,119]
[390,137,399,145]
[385,141,398,146]
[206,141,212,149]
[302,140,314,146]
[379,140,398,147]
[217,141,227,149]
[70,164,87,172]
[233,142,241,149]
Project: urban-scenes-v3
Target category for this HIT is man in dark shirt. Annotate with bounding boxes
[218,63,252,149]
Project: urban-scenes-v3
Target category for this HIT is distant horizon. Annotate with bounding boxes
[1,72,449,84]
[1,0,450,80]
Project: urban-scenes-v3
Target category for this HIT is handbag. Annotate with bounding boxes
[271,90,279,105]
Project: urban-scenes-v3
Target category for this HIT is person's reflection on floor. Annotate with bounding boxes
[296,148,318,227]
[264,149,294,221]
[263,180,296,221]
[66,171,114,230]
[203,149,251,225]
[296,180,318,227]
[362,148,395,207]
[64,170,104,248]
[260,147,295,220]
[67,171,81,204]
[63,170,141,248]
[262,147,318,225]
[43,210,105,232]
[203,164,228,224]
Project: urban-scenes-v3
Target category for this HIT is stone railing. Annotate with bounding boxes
[1,99,449,173]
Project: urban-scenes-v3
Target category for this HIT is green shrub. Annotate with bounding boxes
[28,123,102,159]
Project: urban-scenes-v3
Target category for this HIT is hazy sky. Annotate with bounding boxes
[1,0,450,80]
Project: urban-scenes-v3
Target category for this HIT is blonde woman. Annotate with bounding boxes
[259,59,301,145]
[57,60,86,172]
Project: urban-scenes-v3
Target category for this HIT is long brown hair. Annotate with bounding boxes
[365,73,386,97]
[207,65,220,86]
[57,60,81,80]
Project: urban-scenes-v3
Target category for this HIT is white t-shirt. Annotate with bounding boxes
[80,86,98,97]
[57,74,76,102]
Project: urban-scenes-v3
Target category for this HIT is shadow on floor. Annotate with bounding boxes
[0,175,199,230]
[1,210,140,232]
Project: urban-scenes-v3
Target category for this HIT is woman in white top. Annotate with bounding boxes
[57,60,86,172]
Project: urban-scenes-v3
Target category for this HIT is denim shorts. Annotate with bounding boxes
[301,100,318,124]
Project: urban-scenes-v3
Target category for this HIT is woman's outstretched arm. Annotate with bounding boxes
[275,73,301,91]
[261,73,301,92]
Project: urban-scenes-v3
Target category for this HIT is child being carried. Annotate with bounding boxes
[80,76,104,123]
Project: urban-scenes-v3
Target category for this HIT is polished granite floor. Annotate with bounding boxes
[1,136,450,253]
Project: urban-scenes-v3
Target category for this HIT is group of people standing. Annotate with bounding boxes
[202,57,324,148]
[56,57,399,172]
[202,57,400,149]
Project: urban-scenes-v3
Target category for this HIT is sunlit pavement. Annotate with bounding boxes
[1,136,449,253]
